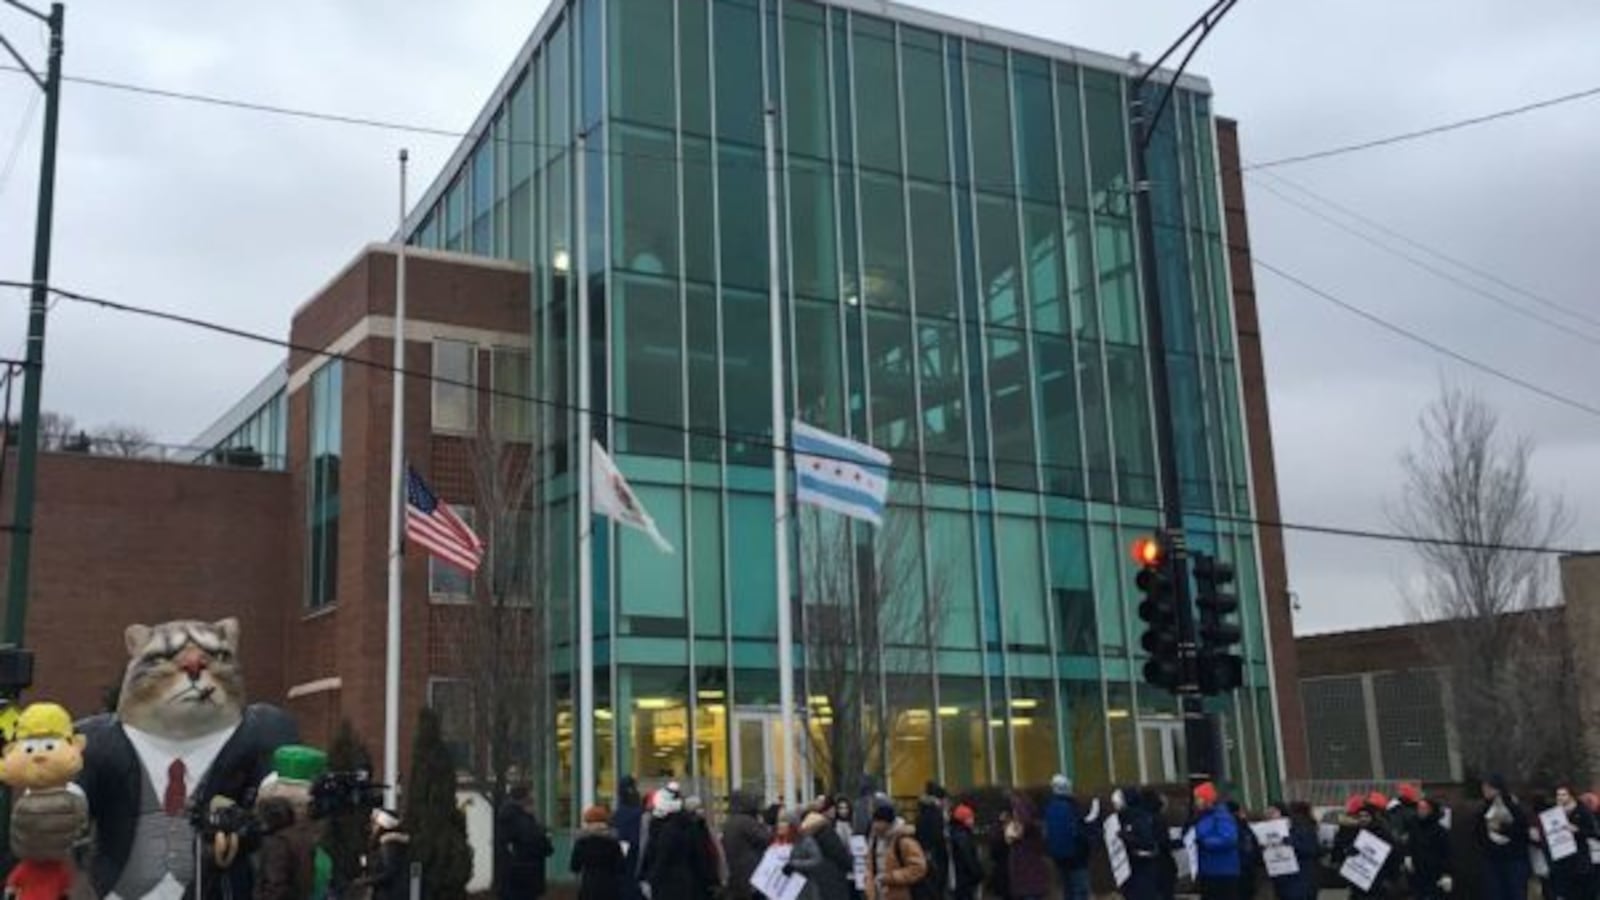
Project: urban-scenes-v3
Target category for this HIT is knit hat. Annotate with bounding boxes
[583,805,610,825]
[1193,782,1218,806]
[1366,791,1389,811]
[951,804,975,827]
[1344,795,1364,816]
[653,782,683,818]
[873,804,897,823]
[1050,774,1072,797]
[1397,783,1422,804]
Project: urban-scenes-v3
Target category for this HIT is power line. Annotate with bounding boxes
[1247,84,1600,170]
[1253,258,1600,418]
[1247,175,1600,348]
[1247,167,1600,333]
[0,87,39,199]
[1,277,1589,558]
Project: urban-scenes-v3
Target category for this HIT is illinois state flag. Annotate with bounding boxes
[792,420,890,526]
[591,440,674,553]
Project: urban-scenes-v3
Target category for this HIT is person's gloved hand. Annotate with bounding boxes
[1439,875,1453,894]
[1404,857,1415,874]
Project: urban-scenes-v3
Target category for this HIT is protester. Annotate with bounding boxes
[685,796,726,895]
[1143,789,1179,900]
[1115,787,1162,900]
[614,776,646,900]
[855,777,882,836]
[573,804,628,900]
[1043,775,1091,900]
[1333,793,1399,900]
[722,790,772,900]
[1478,775,1533,900]
[868,803,929,900]
[1539,788,1597,900]
[791,810,854,900]
[948,804,984,900]
[357,808,411,900]
[916,783,951,900]
[986,811,1011,900]
[836,796,858,847]
[1390,783,1423,859]
[1407,797,1453,900]
[1004,792,1050,900]
[1258,801,1315,900]
[499,785,555,900]
[641,782,718,900]
[1227,801,1260,900]
[1193,782,1241,900]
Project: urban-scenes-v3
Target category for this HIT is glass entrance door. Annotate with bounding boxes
[731,709,809,802]
[1139,720,1185,783]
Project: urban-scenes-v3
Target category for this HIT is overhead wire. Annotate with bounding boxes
[0,86,38,200]
[0,277,1590,558]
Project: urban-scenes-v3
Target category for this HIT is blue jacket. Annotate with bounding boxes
[1044,795,1089,866]
[1195,807,1241,879]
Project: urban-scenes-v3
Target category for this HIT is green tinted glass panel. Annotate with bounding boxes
[729,492,777,637]
[908,182,958,319]
[612,126,679,277]
[998,517,1047,650]
[691,489,724,637]
[1065,209,1096,338]
[901,30,949,183]
[610,0,674,128]
[917,319,967,483]
[1012,53,1057,203]
[966,43,1013,194]
[721,289,771,465]
[1024,203,1066,334]
[867,311,916,471]
[1083,69,1129,217]
[930,511,978,649]
[1089,523,1126,654]
[1055,63,1088,209]
[719,144,767,291]
[614,275,684,458]
[1096,218,1140,344]
[987,328,1036,491]
[1065,680,1108,791]
[795,299,845,432]
[976,194,1023,326]
[784,3,829,159]
[860,174,909,309]
[683,138,715,284]
[714,0,763,146]
[620,485,685,626]
[680,0,711,135]
[1035,334,1083,497]
[790,159,838,301]
[1047,519,1095,656]
[1105,344,1157,507]
[853,16,900,173]
[686,283,721,463]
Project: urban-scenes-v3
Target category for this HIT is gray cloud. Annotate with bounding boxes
[2,0,1596,633]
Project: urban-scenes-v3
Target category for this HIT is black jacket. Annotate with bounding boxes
[790,832,852,900]
[500,801,555,898]
[1476,795,1530,862]
[642,813,718,900]
[1408,811,1452,887]
[721,795,772,900]
[1333,820,1399,899]
[949,822,984,892]
[75,703,298,899]
[916,799,949,886]
[572,827,629,900]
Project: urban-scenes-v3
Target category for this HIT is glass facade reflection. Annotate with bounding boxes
[405,0,1280,820]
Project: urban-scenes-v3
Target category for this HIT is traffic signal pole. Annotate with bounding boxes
[2,1,65,649]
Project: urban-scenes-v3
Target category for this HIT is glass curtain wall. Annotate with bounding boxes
[403,0,1278,818]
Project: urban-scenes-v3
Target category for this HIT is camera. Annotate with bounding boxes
[190,794,263,844]
[309,769,385,820]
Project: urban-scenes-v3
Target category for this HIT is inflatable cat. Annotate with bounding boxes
[70,618,298,900]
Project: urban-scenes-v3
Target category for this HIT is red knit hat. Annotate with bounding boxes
[1193,782,1219,806]
[1397,783,1422,804]
[1366,792,1389,810]
[1345,795,1364,816]
[951,804,975,827]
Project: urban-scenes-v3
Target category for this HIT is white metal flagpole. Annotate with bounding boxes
[765,106,797,810]
[575,129,597,812]
[384,148,410,810]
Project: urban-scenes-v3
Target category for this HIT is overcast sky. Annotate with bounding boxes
[2,0,1596,635]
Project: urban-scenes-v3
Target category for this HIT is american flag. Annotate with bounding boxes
[405,466,484,573]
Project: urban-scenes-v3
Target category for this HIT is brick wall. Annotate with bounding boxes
[0,452,289,716]
[1217,118,1310,780]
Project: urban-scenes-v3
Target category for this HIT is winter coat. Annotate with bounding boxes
[1407,811,1452,894]
[1118,802,1162,900]
[1043,796,1089,869]
[1146,797,1178,900]
[1333,820,1399,899]
[854,780,881,837]
[1477,794,1531,863]
[499,801,555,899]
[1538,804,1596,897]
[365,830,412,900]
[1268,820,1318,900]
[722,794,774,900]
[916,799,949,894]
[1235,814,1260,900]
[615,784,646,892]
[949,822,984,894]
[572,825,629,900]
[643,812,718,900]
[1194,807,1241,879]
[253,798,318,900]
[1005,815,1050,898]
[985,824,1010,900]
[817,826,857,881]
[868,822,928,900]
[792,832,853,900]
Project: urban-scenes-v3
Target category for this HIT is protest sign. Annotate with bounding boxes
[1103,814,1131,887]
[1250,819,1299,878]
[1338,830,1392,893]
[1542,807,1579,862]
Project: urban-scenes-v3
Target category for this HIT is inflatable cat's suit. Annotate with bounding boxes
[69,619,297,900]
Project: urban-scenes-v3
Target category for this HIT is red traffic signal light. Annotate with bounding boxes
[1132,537,1163,568]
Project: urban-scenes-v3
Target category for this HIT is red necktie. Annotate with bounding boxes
[165,759,187,816]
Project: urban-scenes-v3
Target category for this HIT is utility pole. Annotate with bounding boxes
[1128,0,1238,787]
[2,0,65,650]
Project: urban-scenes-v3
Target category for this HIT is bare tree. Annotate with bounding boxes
[450,422,547,808]
[91,423,155,457]
[798,502,946,798]
[37,411,76,450]
[1391,384,1579,783]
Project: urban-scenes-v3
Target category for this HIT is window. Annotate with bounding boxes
[491,347,533,440]
[430,506,476,601]
[998,517,1046,650]
[306,361,342,610]
[432,340,478,433]
[609,0,675,129]
[427,678,475,772]
[901,28,949,183]
[612,125,679,277]
[614,275,684,457]
[966,43,1013,194]
[713,0,762,147]
[852,16,900,173]
[783,2,830,160]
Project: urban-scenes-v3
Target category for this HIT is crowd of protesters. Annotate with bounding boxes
[553,772,1600,900]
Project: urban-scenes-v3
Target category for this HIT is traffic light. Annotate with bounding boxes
[1193,552,1243,695]
[1133,537,1181,690]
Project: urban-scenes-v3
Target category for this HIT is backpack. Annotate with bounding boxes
[895,835,940,900]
